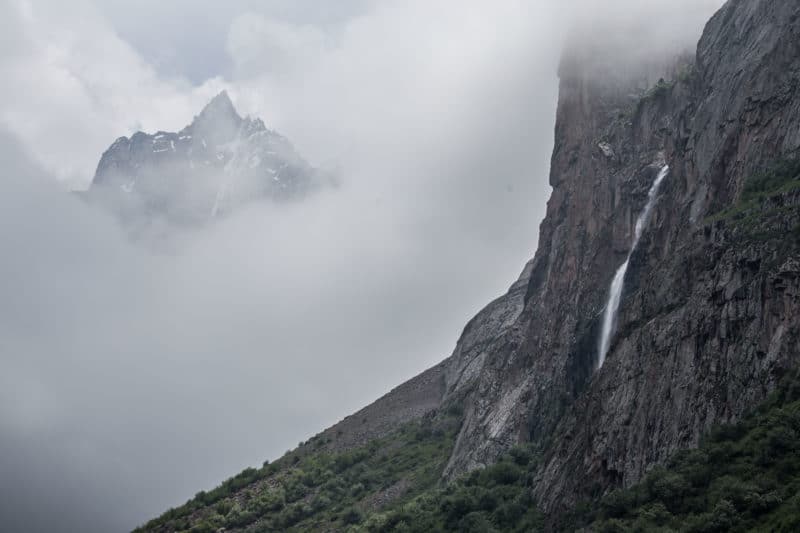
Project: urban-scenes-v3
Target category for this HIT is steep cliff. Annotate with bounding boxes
[530,0,800,510]
[137,0,800,530]
[429,0,800,511]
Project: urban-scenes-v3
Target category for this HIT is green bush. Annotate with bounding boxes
[458,511,495,532]
[706,157,800,227]
[342,506,364,525]
[643,78,675,100]
[277,502,313,528]
[646,469,690,511]
[215,500,232,516]
[741,159,800,201]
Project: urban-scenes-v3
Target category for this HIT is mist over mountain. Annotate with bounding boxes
[0,2,562,531]
[135,0,800,530]
[87,91,324,230]
[7,0,800,532]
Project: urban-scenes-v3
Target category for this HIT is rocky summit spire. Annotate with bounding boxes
[196,90,239,122]
[89,89,320,226]
[190,90,243,147]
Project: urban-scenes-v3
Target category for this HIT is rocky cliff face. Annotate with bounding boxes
[88,91,320,226]
[316,0,800,513]
[531,0,800,510]
[436,0,800,512]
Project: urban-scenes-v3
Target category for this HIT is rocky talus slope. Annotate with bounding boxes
[137,0,800,530]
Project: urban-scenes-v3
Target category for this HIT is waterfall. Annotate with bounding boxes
[597,165,670,368]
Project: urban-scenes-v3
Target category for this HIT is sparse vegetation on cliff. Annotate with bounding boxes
[707,158,800,224]
[642,78,676,101]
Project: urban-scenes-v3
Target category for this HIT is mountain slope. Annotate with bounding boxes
[134,412,464,533]
[137,0,800,530]
[88,91,321,226]
[360,368,800,532]
[135,365,800,532]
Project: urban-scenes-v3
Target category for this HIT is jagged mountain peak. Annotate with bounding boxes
[88,92,321,227]
[200,90,237,117]
[188,91,243,146]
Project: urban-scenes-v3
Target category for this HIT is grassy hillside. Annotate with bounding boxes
[134,411,461,532]
[359,444,544,532]
[137,370,800,533]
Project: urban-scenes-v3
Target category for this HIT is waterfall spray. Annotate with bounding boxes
[597,165,670,368]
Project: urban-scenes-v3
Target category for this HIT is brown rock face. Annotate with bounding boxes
[316,0,800,515]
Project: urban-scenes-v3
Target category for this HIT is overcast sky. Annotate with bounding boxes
[0,1,723,531]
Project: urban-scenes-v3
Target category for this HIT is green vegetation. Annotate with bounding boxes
[134,414,460,532]
[741,159,800,201]
[360,370,800,532]
[137,369,800,532]
[360,445,544,532]
[706,158,800,225]
[643,78,676,101]
[703,158,800,249]
[566,369,800,532]
[677,63,698,85]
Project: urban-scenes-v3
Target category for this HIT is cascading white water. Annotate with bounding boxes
[597,165,670,368]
